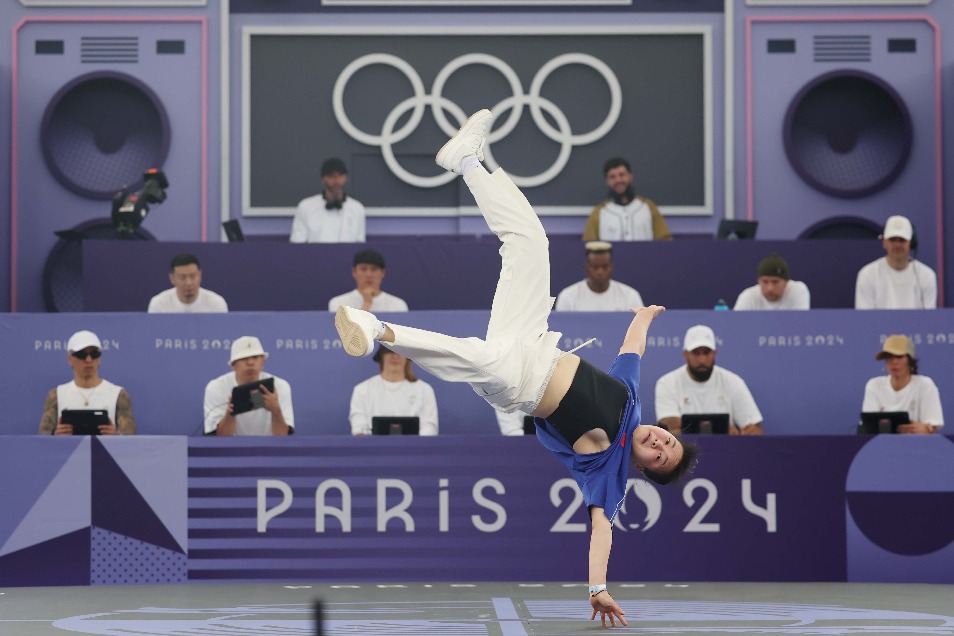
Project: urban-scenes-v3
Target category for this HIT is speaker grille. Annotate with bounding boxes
[81,36,139,64]
[783,70,911,199]
[40,71,170,199]
[813,35,871,63]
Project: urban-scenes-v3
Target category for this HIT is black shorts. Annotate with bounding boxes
[544,357,629,447]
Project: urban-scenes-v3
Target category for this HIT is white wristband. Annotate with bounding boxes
[589,584,607,597]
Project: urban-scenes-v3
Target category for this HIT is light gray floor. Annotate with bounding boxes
[1,581,953,635]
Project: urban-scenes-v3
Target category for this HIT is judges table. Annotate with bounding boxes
[7,309,954,437]
[0,434,951,587]
[81,238,886,311]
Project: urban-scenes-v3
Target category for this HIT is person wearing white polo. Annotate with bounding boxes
[555,241,644,312]
[654,325,763,435]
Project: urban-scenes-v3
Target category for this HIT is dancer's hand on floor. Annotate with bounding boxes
[590,591,627,628]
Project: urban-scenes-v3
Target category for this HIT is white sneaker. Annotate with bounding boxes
[335,305,378,357]
[435,109,493,174]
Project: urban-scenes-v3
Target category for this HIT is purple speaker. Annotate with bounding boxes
[740,11,943,284]
[12,17,207,312]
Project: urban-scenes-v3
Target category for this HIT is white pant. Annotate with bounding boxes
[385,167,562,413]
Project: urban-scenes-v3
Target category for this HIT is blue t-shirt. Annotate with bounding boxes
[534,353,642,524]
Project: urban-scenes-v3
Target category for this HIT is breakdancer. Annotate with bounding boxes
[336,109,697,628]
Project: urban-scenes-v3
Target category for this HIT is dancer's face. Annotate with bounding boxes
[632,425,683,475]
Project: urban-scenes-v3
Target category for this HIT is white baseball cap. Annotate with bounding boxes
[683,325,716,352]
[229,336,269,365]
[67,330,102,352]
[883,215,913,241]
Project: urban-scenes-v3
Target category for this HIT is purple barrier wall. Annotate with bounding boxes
[82,238,888,312]
[1,435,952,587]
[4,309,953,437]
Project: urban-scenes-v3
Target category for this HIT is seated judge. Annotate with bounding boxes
[862,335,943,434]
[204,336,294,436]
[39,330,136,435]
[349,346,438,436]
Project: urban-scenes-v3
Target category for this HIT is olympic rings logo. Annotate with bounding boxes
[332,53,622,188]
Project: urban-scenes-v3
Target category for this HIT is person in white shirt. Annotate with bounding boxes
[38,330,136,435]
[733,252,810,311]
[204,336,294,436]
[862,334,943,434]
[350,346,439,436]
[555,241,644,312]
[582,157,672,242]
[328,249,409,312]
[147,253,228,313]
[855,215,937,309]
[290,157,366,243]
[654,325,764,435]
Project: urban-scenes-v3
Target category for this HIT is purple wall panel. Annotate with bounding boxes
[2,435,953,586]
[82,238,887,312]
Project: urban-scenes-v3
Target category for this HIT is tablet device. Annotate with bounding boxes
[858,411,910,435]
[523,415,536,435]
[231,377,275,415]
[371,416,420,435]
[222,219,245,243]
[61,409,108,435]
[681,413,731,435]
[717,219,759,240]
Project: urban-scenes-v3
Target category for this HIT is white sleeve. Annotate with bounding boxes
[289,203,308,243]
[861,377,881,413]
[276,378,294,429]
[352,201,366,243]
[554,289,569,311]
[417,383,440,436]
[918,377,944,426]
[855,265,875,309]
[794,281,811,310]
[203,377,228,434]
[653,373,682,422]
[729,375,763,428]
[495,410,525,436]
[348,381,372,436]
[147,293,162,313]
[733,287,756,311]
[629,287,644,310]
[920,264,938,309]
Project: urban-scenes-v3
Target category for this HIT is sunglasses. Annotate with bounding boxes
[71,349,102,360]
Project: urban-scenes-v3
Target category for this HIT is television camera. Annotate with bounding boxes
[111,168,169,237]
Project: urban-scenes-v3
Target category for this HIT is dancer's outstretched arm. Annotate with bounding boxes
[619,305,666,357]
[588,507,627,628]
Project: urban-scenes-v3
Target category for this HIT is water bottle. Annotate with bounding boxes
[714,298,729,311]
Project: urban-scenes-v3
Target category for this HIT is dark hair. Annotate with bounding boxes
[321,157,348,177]
[603,157,631,176]
[642,436,699,486]
[353,249,385,269]
[170,253,199,271]
[909,355,919,375]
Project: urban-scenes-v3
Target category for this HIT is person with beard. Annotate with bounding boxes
[733,252,810,311]
[654,325,763,435]
[290,157,366,243]
[582,157,672,242]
